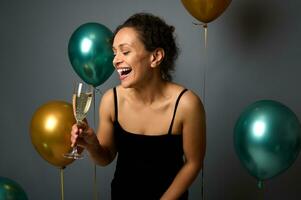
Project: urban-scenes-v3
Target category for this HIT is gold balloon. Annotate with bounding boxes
[181,0,232,23]
[30,101,76,167]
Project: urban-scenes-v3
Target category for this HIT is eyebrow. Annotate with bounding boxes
[112,43,132,51]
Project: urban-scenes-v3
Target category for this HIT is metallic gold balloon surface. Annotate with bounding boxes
[181,0,232,23]
[30,101,76,167]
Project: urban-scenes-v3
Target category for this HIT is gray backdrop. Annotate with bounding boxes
[1,0,301,199]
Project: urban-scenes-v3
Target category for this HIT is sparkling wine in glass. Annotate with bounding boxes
[64,82,93,159]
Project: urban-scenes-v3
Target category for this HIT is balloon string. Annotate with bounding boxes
[193,21,208,200]
[203,23,207,106]
[204,24,208,49]
[93,88,98,200]
[201,169,205,200]
[192,22,208,104]
[60,167,65,200]
[202,23,208,200]
[94,164,98,200]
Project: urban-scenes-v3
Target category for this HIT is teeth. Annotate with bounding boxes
[117,68,132,76]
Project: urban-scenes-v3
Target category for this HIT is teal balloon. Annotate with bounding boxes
[0,177,28,200]
[234,100,301,183]
[68,23,115,87]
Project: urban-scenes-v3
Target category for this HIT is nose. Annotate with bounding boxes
[113,53,122,68]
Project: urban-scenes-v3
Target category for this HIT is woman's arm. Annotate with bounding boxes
[161,90,206,200]
[71,89,117,166]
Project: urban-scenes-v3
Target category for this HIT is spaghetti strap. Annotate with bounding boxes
[113,87,118,121]
[168,89,188,135]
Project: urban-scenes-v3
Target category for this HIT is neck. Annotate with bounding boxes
[129,76,169,105]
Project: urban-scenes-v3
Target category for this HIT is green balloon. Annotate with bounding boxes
[234,100,301,184]
[0,177,28,200]
[68,23,115,87]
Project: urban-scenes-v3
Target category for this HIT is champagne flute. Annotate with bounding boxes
[64,82,93,159]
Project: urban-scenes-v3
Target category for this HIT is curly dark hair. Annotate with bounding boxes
[113,13,179,81]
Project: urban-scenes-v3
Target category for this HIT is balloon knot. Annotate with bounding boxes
[94,88,103,94]
[257,180,264,189]
[192,22,208,29]
[192,22,202,26]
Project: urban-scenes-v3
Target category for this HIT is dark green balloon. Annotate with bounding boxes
[234,100,301,182]
[0,177,28,200]
[68,23,115,87]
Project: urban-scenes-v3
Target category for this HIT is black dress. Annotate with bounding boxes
[111,87,189,200]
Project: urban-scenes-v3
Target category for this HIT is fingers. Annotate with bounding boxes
[70,123,93,147]
[71,124,79,147]
[77,121,88,130]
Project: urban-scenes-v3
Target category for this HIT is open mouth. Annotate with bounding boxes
[117,67,132,76]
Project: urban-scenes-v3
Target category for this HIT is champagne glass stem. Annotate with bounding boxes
[72,120,83,158]
[63,119,84,159]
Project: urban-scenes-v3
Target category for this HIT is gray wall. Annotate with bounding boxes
[1,0,301,199]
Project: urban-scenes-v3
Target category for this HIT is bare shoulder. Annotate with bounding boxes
[176,87,205,118]
[99,88,115,121]
[100,88,114,106]
[181,90,204,110]
[167,82,204,115]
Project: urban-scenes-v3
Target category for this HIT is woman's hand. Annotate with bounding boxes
[70,122,99,149]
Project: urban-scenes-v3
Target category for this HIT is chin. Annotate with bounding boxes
[120,80,133,88]
[120,75,144,89]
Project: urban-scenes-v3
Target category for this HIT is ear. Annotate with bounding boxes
[150,48,165,68]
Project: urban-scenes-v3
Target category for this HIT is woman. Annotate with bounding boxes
[71,13,206,200]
